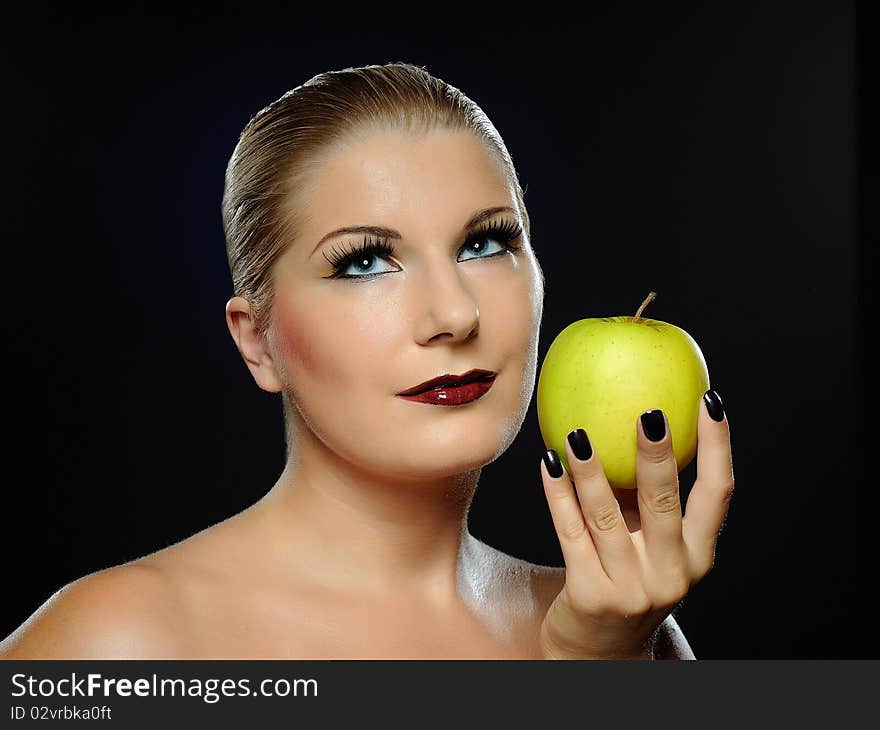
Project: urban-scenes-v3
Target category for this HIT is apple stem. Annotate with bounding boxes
[634,291,657,321]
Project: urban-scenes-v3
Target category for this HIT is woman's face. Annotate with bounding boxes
[268,129,545,480]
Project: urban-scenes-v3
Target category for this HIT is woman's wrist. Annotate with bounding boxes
[539,623,655,660]
[542,646,654,660]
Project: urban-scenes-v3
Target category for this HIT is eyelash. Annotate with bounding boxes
[322,219,524,280]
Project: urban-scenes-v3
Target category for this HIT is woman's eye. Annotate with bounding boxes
[458,235,508,261]
[338,252,397,278]
[333,231,515,279]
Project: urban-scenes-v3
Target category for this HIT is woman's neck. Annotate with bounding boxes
[250,454,486,609]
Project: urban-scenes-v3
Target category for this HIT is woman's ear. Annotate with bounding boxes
[225,296,284,393]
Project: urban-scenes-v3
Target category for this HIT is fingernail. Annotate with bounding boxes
[640,410,666,442]
[704,389,725,422]
[566,428,593,461]
[542,449,564,478]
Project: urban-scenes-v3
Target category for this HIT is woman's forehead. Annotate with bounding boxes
[304,130,511,205]
[281,130,519,257]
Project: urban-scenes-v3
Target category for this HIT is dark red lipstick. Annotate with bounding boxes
[397,369,497,406]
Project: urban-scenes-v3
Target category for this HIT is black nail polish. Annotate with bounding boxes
[542,449,564,478]
[641,410,666,442]
[566,428,592,461]
[704,389,725,422]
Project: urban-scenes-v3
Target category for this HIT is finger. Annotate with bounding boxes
[683,390,734,582]
[563,428,641,589]
[635,409,688,592]
[540,450,610,592]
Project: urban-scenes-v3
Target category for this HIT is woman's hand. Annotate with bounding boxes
[538,390,733,660]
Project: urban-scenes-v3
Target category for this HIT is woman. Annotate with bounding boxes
[1,62,732,659]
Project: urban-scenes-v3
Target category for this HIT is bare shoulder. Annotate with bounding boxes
[0,509,260,660]
[468,537,566,605]
[655,614,697,660]
[480,545,696,661]
[522,562,566,605]
[0,563,186,659]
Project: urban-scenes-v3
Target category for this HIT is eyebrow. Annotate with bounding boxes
[310,206,517,257]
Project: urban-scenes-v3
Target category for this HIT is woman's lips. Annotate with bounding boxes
[396,378,495,405]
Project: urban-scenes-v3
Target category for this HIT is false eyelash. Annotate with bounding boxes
[323,236,397,273]
[323,218,524,279]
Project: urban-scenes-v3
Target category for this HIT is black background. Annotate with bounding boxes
[10,1,872,658]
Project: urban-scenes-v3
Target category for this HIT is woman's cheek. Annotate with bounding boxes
[271,305,320,378]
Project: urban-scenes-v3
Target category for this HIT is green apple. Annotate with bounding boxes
[537,292,710,489]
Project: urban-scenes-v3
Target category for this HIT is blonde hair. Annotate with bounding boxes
[221,62,536,450]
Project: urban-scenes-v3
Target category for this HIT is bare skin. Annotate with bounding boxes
[0,510,567,659]
[1,129,691,659]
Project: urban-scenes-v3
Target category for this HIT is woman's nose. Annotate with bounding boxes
[412,257,480,344]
